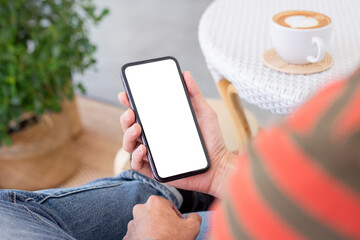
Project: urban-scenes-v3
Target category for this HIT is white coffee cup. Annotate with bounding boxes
[270,11,333,64]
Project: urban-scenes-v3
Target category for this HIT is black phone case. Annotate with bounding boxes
[120,56,210,182]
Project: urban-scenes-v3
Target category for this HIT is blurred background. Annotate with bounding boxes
[74,0,219,105]
[0,0,231,190]
[0,0,266,190]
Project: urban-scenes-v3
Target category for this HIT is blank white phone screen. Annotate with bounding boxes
[125,59,208,179]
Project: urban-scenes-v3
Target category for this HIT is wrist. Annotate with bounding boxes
[209,150,239,199]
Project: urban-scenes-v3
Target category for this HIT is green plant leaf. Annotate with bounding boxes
[77,82,86,94]
[0,0,108,145]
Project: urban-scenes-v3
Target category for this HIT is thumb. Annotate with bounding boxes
[183,71,207,107]
[185,213,202,225]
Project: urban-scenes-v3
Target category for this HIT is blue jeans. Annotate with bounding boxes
[0,170,210,239]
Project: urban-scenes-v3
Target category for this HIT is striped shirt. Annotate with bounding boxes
[210,69,360,240]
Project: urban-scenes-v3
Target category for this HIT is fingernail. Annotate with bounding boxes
[137,145,143,154]
[131,125,136,135]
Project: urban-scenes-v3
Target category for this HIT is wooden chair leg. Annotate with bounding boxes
[216,79,252,150]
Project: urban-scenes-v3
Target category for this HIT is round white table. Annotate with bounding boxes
[199,0,360,115]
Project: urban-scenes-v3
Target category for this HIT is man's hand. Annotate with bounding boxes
[124,195,202,240]
[118,71,236,198]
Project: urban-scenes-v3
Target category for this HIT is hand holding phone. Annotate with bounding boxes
[119,58,233,194]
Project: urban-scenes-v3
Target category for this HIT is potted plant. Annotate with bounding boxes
[0,0,108,190]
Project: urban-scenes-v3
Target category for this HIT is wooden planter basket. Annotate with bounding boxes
[0,99,81,190]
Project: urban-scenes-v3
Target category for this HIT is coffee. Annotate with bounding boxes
[270,10,333,64]
[273,11,331,29]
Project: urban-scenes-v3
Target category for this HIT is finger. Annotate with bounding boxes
[118,92,130,108]
[137,137,143,143]
[131,145,153,177]
[185,213,202,235]
[183,71,207,110]
[183,71,204,100]
[147,195,176,210]
[123,123,142,153]
[171,204,184,218]
[131,144,147,169]
[132,204,144,217]
[185,213,202,225]
[133,143,149,161]
[125,220,134,240]
[146,195,163,205]
[155,198,183,219]
[120,109,135,132]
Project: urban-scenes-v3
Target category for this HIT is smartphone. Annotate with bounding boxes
[120,56,210,182]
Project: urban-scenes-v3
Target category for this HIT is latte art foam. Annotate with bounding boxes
[273,11,331,29]
[285,16,318,28]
